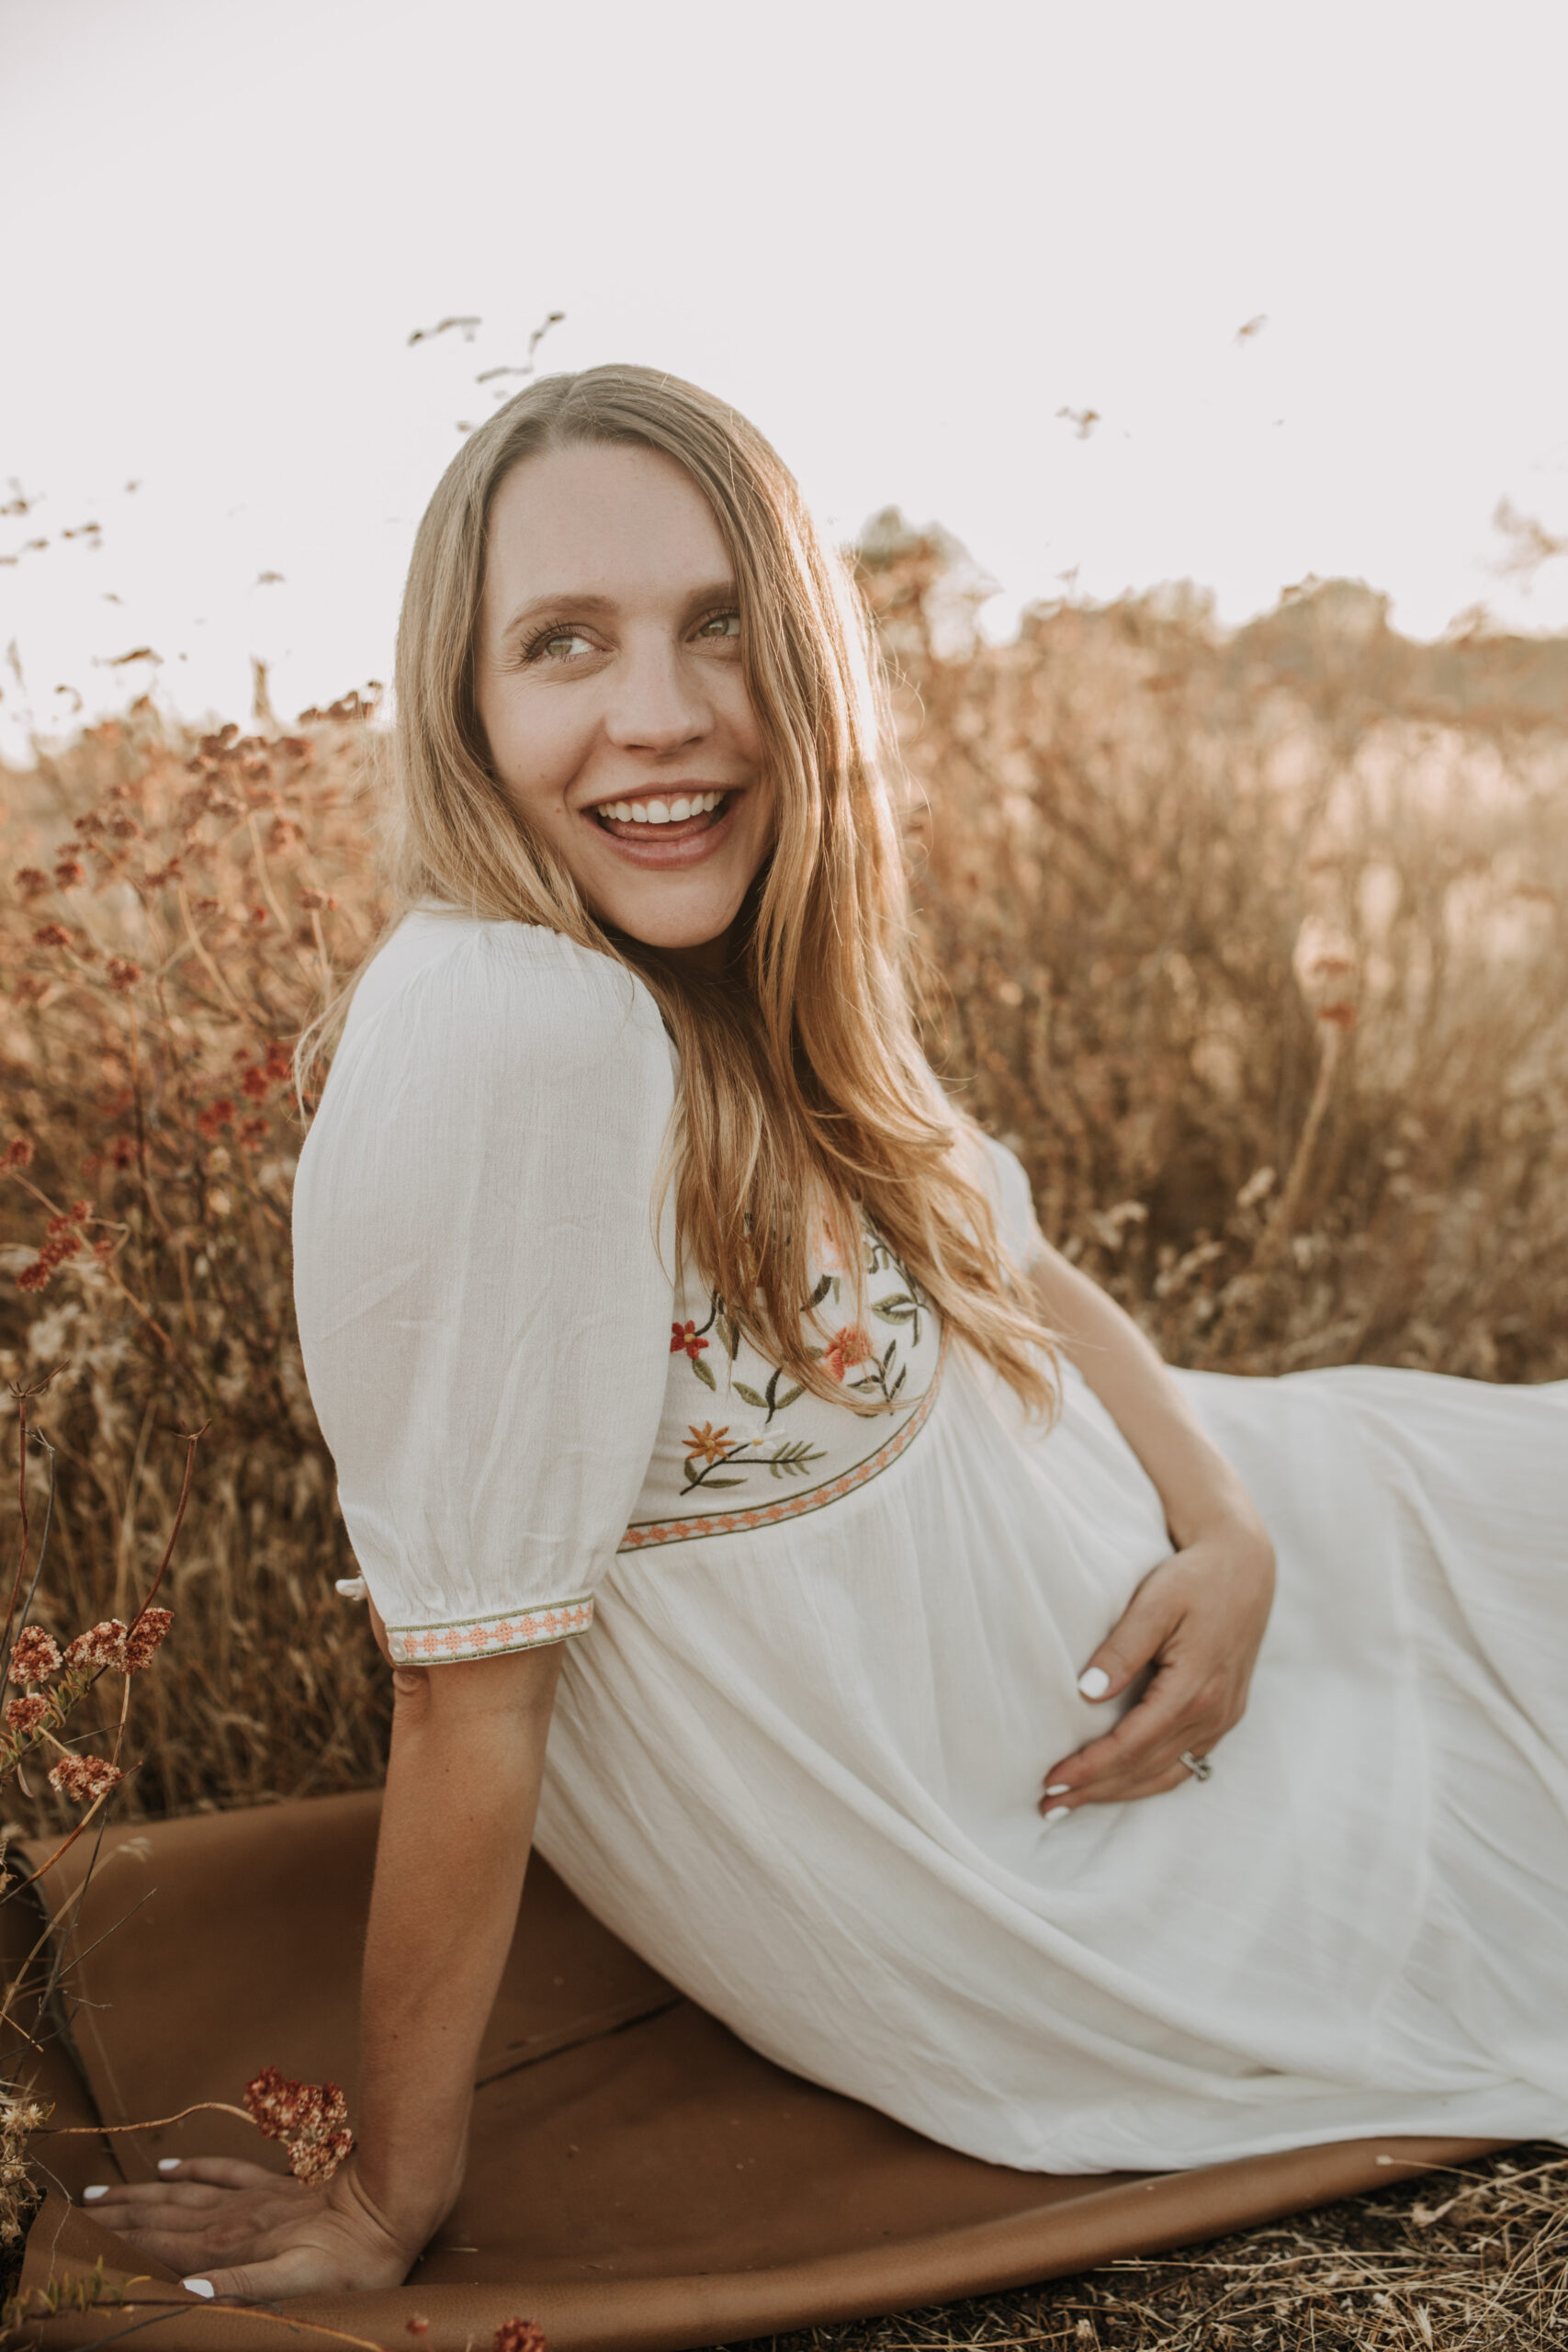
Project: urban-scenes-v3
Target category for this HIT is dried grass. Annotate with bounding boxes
[728,2147,1568,2349]
[1,545,1564,2343]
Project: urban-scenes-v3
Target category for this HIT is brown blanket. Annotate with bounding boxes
[7,1792,1502,2350]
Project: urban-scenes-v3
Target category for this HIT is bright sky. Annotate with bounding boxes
[3,0,1566,755]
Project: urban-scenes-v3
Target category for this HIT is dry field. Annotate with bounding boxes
[1,536,1565,2344]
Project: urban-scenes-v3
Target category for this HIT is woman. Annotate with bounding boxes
[91,368,1567,2300]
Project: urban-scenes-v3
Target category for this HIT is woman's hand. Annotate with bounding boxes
[78,2155,415,2301]
[1039,1516,1275,1814]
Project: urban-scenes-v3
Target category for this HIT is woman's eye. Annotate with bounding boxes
[695,611,740,643]
[527,628,597,662]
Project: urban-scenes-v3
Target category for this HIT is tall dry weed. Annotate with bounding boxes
[0,552,1565,1820]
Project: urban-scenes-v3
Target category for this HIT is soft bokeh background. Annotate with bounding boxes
[3,0,1567,752]
[5,9,1568,2344]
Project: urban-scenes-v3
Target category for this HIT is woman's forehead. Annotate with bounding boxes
[484,441,729,614]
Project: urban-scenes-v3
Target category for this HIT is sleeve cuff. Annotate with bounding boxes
[385,1594,594,1664]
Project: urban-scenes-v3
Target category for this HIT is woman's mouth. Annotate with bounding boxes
[591,789,733,849]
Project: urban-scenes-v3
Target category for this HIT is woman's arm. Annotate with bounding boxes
[1030,1242,1276,1814]
[85,1637,564,2298]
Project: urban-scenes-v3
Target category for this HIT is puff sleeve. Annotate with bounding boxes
[292,916,677,1664]
[975,1131,1049,1274]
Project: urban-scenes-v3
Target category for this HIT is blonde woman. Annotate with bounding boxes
[91,368,1567,2298]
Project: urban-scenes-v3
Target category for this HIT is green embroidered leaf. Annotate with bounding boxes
[806,1272,833,1310]
[766,1440,826,1479]
[774,1383,804,1410]
[699,1475,747,1489]
[733,1383,767,1409]
[691,1354,717,1392]
[889,1363,908,1401]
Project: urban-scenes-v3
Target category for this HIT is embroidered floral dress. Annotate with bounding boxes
[293,910,1568,2172]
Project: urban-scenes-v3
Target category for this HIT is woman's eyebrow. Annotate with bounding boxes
[498,580,739,642]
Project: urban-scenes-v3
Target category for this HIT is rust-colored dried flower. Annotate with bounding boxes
[32,923,72,949]
[243,2067,355,2186]
[8,1629,63,1685]
[491,2321,547,2352]
[106,958,142,993]
[64,1620,129,1675]
[16,1261,51,1293]
[4,1137,35,1170]
[48,1754,125,1804]
[123,1607,174,1671]
[52,858,86,889]
[14,867,51,901]
[197,1098,235,1139]
[5,1694,49,1736]
[241,1065,270,1102]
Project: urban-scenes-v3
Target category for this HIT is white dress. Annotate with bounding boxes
[292,909,1568,2173]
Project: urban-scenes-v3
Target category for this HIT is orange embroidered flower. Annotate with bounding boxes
[821,1325,874,1381]
[671,1321,708,1360]
[684,1422,732,1466]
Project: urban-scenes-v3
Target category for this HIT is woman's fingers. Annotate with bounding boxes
[184,2246,334,2302]
[1071,1559,1182,1702]
[1042,1657,1235,1808]
[152,2157,287,2191]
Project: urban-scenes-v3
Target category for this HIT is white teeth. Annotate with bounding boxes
[601,790,727,826]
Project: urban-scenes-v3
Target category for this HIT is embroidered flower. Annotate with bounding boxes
[8,1629,63,1685]
[671,1321,708,1361]
[684,1422,732,1466]
[821,1325,874,1382]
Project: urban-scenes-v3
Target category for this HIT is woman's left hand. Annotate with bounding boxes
[76,2156,416,2301]
[1039,1517,1275,1814]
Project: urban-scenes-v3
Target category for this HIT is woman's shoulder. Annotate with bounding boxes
[338,907,672,1090]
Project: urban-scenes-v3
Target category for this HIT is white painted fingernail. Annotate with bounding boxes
[158,2157,180,2172]
[183,2279,216,2300]
[1043,1805,1071,1826]
[83,2185,107,2200]
[1043,1782,1071,1796]
[1077,1667,1111,1699]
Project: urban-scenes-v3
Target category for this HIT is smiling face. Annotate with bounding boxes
[474,440,774,966]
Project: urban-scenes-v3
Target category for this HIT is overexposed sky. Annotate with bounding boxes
[3,0,1566,753]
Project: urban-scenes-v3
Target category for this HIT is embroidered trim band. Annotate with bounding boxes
[387,1594,594,1665]
[620,1330,949,1552]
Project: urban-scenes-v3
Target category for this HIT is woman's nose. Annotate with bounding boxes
[603,638,712,752]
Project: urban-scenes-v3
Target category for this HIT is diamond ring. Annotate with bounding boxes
[1179,1750,1213,1782]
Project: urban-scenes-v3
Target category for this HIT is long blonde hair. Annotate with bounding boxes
[382,364,1055,1413]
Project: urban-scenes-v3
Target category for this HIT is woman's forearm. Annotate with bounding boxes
[349,1642,565,2256]
[1030,1244,1268,1552]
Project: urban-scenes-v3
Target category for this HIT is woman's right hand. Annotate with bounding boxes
[81,2154,418,2301]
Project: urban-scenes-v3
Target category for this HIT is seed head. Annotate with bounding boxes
[64,1620,130,1674]
[48,1754,124,1804]
[9,1629,63,1685]
[5,1694,49,1735]
[123,1608,175,1671]
[491,2323,547,2352]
